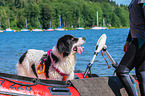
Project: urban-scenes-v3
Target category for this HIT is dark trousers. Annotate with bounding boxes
[116,38,145,96]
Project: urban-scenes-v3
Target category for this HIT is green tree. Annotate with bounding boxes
[40,3,52,29]
[110,12,121,27]
[0,0,130,30]
[0,7,9,29]
[0,0,5,6]
[16,9,25,29]
[114,6,129,27]
[24,3,40,29]
[101,2,114,27]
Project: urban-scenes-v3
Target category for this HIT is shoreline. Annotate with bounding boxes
[0,27,129,32]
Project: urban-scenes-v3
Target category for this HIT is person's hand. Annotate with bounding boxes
[123,42,130,52]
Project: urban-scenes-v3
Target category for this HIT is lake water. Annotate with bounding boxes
[0,28,135,76]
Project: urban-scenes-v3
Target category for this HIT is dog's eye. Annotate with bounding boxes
[72,38,78,43]
[72,38,78,41]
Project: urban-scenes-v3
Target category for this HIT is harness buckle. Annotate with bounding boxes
[37,62,45,75]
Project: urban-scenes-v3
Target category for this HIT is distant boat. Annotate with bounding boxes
[43,21,54,32]
[32,17,43,32]
[3,18,15,32]
[77,26,84,30]
[0,30,3,33]
[21,29,30,32]
[91,26,107,30]
[21,19,30,32]
[32,27,43,32]
[55,27,65,31]
[3,28,15,32]
[77,17,84,30]
[44,28,54,32]
[55,15,65,31]
[91,12,107,30]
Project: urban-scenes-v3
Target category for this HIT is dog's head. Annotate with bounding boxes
[56,35,86,57]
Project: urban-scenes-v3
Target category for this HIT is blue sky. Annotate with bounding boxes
[112,0,131,5]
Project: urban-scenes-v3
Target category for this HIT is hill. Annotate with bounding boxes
[0,0,129,30]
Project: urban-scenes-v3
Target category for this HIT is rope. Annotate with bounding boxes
[0,75,70,87]
[101,50,111,69]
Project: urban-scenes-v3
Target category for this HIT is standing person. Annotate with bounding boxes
[115,0,145,96]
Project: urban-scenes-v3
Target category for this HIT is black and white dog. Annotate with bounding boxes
[16,35,86,81]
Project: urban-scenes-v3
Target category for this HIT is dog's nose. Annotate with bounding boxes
[82,37,86,41]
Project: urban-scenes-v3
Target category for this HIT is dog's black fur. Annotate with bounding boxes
[19,51,28,64]
[57,35,79,57]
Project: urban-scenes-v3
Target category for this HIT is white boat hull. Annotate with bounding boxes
[43,29,54,32]
[32,29,43,32]
[55,28,65,31]
[91,27,107,30]
[0,30,3,33]
[3,28,15,32]
[21,29,30,32]
[77,28,84,30]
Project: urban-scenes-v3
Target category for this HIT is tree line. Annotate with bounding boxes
[0,0,129,30]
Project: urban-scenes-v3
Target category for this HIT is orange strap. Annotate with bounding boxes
[37,62,45,75]
[62,76,67,81]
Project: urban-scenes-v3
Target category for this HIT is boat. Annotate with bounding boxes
[91,26,107,30]
[43,28,54,32]
[43,21,54,32]
[102,18,107,29]
[0,34,140,96]
[77,17,84,30]
[3,28,15,32]
[77,26,84,30]
[0,71,140,96]
[3,18,16,32]
[55,15,65,31]
[0,72,85,96]
[32,17,43,32]
[55,27,65,31]
[0,30,3,33]
[32,29,43,32]
[21,19,30,32]
[0,29,3,33]
[91,12,107,30]
[21,29,30,32]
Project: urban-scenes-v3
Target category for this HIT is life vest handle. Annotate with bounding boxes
[62,76,67,81]
[37,62,45,75]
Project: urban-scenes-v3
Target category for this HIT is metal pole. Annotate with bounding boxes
[102,47,118,69]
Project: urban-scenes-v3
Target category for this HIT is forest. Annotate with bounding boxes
[0,0,129,30]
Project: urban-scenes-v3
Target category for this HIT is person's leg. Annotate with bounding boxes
[136,69,145,96]
[135,43,145,96]
[116,65,137,96]
[116,39,138,96]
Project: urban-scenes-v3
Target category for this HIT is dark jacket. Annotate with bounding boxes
[129,0,145,40]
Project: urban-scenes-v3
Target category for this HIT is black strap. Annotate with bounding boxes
[44,56,51,78]
[31,64,38,78]
[45,53,59,78]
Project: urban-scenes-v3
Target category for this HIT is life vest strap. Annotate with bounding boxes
[52,64,69,81]
[37,49,52,79]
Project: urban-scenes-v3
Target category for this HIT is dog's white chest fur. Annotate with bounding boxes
[48,47,76,80]
[50,55,76,80]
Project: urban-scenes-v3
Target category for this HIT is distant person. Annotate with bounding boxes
[115,0,145,96]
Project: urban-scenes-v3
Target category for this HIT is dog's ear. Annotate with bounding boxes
[57,35,73,57]
[57,40,72,57]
